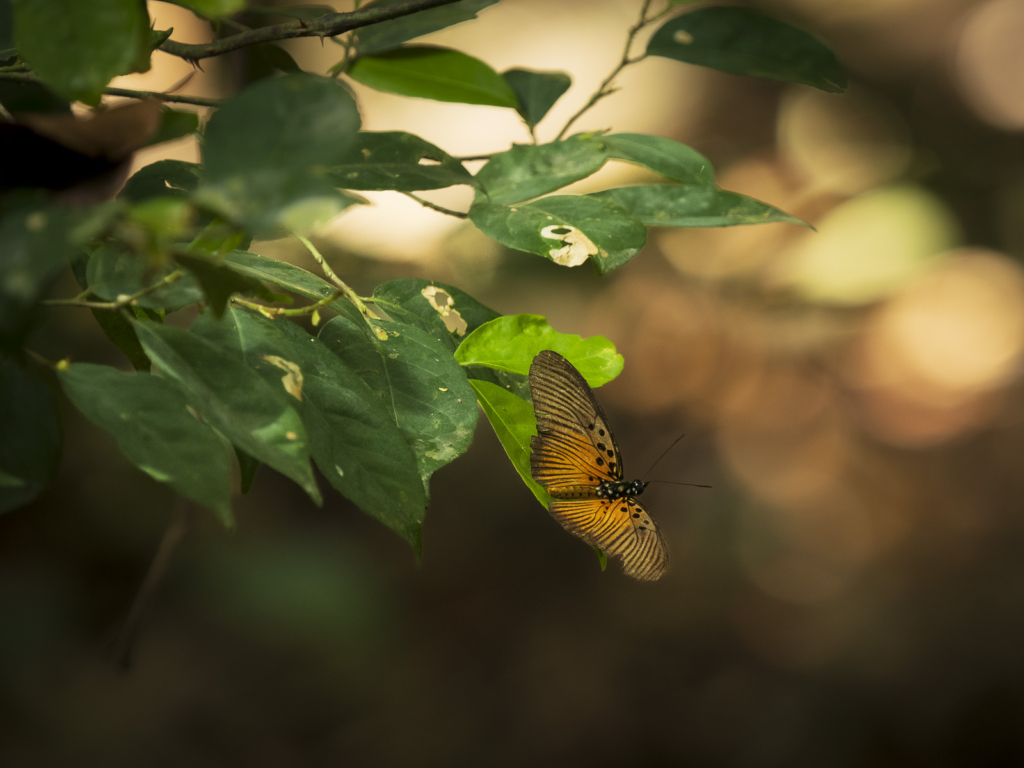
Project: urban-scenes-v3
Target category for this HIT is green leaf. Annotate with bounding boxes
[192,307,428,548]
[173,253,278,318]
[58,363,233,526]
[474,136,607,205]
[0,78,70,115]
[319,316,478,497]
[12,0,151,104]
[198,74,361,235]
[599,133,715,185]
[354,0,497,56]
[371,278,500,351]
[142,108,200,148]
[327,131,476,191]
[133,320,322,505]
[86,245,203,311]
[590,184,808,228]
[455,314,623,385]
[647,7,847,93]
[253,43,300,74]
[593,546,607,571]
[235,447,259,493]
[468,195,646,273]
[0,355,60,514]
[0,200,80,347]
[166,0,245,19]
[0,0,12,52]
[502,68,571,128]
[468,378,551,508]
[119,160,201,202]
[347,45,518,108]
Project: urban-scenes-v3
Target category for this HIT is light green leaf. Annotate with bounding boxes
[475,136,607,205]
[0,356,60,514]
[191,307,428,549]
[455,314,623,386]
[354,0,497,55]
[347,45,518,108]
[319,316,478,497]
[58,363,233,526]
[502,68,571,127]
[468,195,646,273]
[647,7,847,93]
[133,320,322,505]
[469,378,551,509]
[12,0,151,104]
[198,74,361,235]
[599,133,715,185]
[590,184,807,228]
[327,131,477,191]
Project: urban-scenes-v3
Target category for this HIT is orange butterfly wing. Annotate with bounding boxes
[528,350,669,581]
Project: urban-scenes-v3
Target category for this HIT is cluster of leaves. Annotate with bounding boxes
[0,0,846,555]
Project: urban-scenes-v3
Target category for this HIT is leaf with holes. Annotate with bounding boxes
[191,307,428,550]
[469,195,646,273]
[647,7,847,93]
[318,316,478,497]
[590,185,808,228]
[328,131,477,191]
[474,136,607,205]
[371,278,500,351]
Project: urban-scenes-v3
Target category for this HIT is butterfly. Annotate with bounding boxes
[528,349,669,581]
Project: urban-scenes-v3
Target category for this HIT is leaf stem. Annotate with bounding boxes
[0,72,221,107]
[159,0,463,61]
[231,288,345,318]
[554,0,657,141]
[402,192,468,219]
[296,235,379,319]
[42,269,185,310]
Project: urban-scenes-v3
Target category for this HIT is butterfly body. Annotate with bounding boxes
[528,350,669,581]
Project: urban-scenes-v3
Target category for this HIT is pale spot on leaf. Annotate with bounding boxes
[674,30,694,44]
[262,355,304,401]
[421,286,467,335]
[540,224,598,266]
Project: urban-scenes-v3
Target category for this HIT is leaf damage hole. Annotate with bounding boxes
[540,224,598,267]
[421,286,467,336]
[261,355,304,401]
[417,156,442,166]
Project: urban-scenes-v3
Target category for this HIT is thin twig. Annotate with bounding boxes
[42,269,184,310]
[231,288,345,318]
[110,499,192,671]
[296,235,379,320]
[0,72,221,107]
[455,153,496,162]
[159,0,462,61]
[402,192,468,219]
[554,0,657,141]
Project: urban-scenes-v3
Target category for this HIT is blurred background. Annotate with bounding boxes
[5,0,1024,764]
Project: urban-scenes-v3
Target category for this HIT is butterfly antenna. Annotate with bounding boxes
[642,434,688,479]
[646,480,712,489]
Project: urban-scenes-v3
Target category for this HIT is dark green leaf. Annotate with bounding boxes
[474,136,607,205]
[319,316,478,497]
[86,245,203,311]
[192,308,428,548]
[0,78,70,115]
[0,200,80,347]
[166,0,245,18]
[12,0,151,104]
[235,447,260,494]
[58,363,233,526]
[371,278,500,351]
[0,356,60,514]
[119,160,201,202]
[133,320,322,505]
[468,195,646,273]
[599,133,714,185]
[455,313,623,385]
[468,378,550,508]
[647,7,847,93]
[142,108,200,148]
[327,131,476,191]
[173,253,278,318]
[502,68,571,127]
[348,45,518,108]
[0,0,12,52]
[254,43,301,74]
[355,0,497,55]
[198,74,361,235]
[590,184,808,228]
